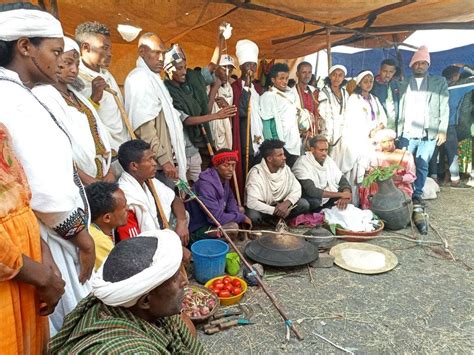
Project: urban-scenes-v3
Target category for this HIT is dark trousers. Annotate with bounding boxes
[306,197,337,212]
[429,126,460,181]
[246,198,310,225]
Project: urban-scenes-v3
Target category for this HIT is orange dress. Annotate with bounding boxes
[0,123,48,354]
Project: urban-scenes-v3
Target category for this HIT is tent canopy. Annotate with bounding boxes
[39,0,473,83]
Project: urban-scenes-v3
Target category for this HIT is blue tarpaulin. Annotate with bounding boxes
[332,44,474,78]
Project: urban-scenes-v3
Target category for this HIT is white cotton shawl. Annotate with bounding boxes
[91,229,182,307]
[332,93,387,184]
[247,83,264,155]
[124,57,187,180]
[260,87,301,156]
[0,68,91,334]
[32,84,112,178]
[292,152,342,205]
[78,62,130,151]
[245,160,301,215]
[318,86,349,145]
[118,171,175,232]
[208,82,233,150]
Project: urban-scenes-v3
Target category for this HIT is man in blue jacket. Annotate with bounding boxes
[397,46,449,204]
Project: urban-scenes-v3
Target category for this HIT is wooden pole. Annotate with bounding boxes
[179,182,303,340]
[326,29,332,69]
[78,71,169,228]
[245,90,252,178]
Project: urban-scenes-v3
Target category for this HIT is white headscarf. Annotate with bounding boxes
[164,44,186,77]
[236,39,259,65]
[63,36,79,53]
[91,229,183,307]
[0,8,63,41]
[355,70,373,85]
[373,128,397,144]
[329,64,347,76]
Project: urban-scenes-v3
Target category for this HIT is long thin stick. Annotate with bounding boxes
[312,331,354,354]
[78,71,169,228]
[178,180,303,340]
[245,83,252,177]
[207,228,445,246]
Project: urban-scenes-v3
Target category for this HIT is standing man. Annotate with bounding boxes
[231,39,264,197]
[75,21,130,174]
[125,32,187,185]
[397,46,449,204]
[260,63,304,167]
[207,54,236,150]
[163,25,237,183]
[371,59,400,132]
[294,61,320,132]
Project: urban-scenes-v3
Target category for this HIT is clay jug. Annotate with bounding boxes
[369,178,412,230]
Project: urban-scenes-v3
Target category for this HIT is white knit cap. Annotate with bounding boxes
[329,64,347,76]
[355,70,373,85]
[236,39,259,65]
[0,8,63,41]
[63,37,80,53]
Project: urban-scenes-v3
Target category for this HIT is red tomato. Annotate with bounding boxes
[219,290,231,298]
[208,285,215,292]
[232,287,242,295]
[213,279,224,287]
[224,284,234,292]
[214,283,224,290]
[223,276,232,283]
[232,279,242,288]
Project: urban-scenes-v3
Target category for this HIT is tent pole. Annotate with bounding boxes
[392,34,405,80]
[326,29,332,69]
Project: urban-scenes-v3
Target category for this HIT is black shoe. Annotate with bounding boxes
[412,196,425,206]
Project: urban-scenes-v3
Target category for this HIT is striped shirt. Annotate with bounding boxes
[48,295,206,354]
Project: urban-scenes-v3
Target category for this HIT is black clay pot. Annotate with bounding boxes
[369,178,412,230]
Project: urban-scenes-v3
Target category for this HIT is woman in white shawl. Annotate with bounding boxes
[33,37,113,185]
[332,70,387,206]
[318,65,350,147]
[0,20,95,335]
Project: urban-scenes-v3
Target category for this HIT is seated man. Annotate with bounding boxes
[245,139,309,224]
[85,182,128,270]
[186,149,252,243]
[116,140,189,247]
[292,135,352,212]
[359,129,416,209]
[48,232,205,353]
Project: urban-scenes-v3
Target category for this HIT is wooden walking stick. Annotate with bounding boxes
[177,179,303,341]
[78,71,169,228]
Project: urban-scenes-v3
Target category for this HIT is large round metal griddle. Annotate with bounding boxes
[245,233,318,267]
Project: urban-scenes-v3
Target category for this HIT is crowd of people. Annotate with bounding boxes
[1,3,472,354]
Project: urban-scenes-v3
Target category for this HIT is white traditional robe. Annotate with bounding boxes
[245,159,301,215]
[32,84,112,179]
[292,152,343,205]
[332,93,387,186]
[207,82,233,150]
[118,171,175,232]
[318,86,349,145]
[78,62,130,151]
[125,57,187,180]
[0,68,91,335]
[260,87,302,156]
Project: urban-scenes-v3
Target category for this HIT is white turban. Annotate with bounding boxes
[329,64,347,76]
[91,229,183,307]
[374,128,397,143]
[355,70,373,85]
[164,44,186,77]
[0,9,63,41]
[63,36,80,53]
[236,39,259,65]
